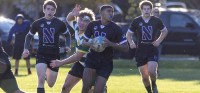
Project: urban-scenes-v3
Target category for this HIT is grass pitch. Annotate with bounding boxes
[0,58,200,93]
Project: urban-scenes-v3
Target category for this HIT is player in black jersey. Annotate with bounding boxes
[126,1,168,93]
[50,5,96,93]
[81,5,128,93]
[0,38,24,93]
[22,0,70,93]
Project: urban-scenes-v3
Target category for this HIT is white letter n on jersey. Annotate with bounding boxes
[43,28,55,43]
[142,26,153,40]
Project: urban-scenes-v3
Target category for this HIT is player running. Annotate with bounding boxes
[22,0,70,93]
[126,1,168,93]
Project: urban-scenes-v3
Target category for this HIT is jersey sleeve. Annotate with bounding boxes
[128,19,137,33]
[157,18,165,31]
[83,22,93,40]
[115,25,127,45]
[60,21,68,34]
[68,21,78,30]
[29,21,38,35]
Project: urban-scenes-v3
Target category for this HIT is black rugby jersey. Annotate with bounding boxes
[30,17,67,55]
[129,16,165,44]
[84,20,127,58]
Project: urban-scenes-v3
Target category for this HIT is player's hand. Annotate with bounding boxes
[129,43,137,49]
[152,40,160,47]
[50,60,63,68]
[22,49,29,58]
[103,38,112,47]
[65,47,71,53]
[88,39,95,48]
[72,4,81,17]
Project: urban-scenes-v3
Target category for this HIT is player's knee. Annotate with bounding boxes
[142,77,149,82]
[47,83,55,88]
[148,70,156,76]
[47,80,57,88]
[48,84,54,88]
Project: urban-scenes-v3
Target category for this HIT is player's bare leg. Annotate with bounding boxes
[46,68,58,87]
[61,74,81,93]
[36,63,47,93]
[139,64,152,93]
[94,76,107,93]
[148,61,158,93]
[82,68,96,93]
[25,59,31,75]
[14,59,19,75]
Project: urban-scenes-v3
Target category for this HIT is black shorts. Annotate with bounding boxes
[85,56,113,79]
[68,62,84,78]
[13,46,30,60]
[36,54,60,72]
[135,43,159,67]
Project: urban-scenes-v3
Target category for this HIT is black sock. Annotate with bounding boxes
[145,85,152,93]
[37,88,45,93]
[152,81,156,87]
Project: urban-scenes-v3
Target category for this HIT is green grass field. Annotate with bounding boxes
[1,58,200,93]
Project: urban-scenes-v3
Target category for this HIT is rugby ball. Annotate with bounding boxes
[91,36,106,52]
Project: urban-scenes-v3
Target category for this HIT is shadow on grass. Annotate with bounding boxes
[15,74,29,77]
[11,58,200,83]
[111,59,200,84]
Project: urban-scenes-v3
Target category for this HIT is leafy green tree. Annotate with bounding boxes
[0,0,14,17]
[126,0,156,21]
[126,0,141,21]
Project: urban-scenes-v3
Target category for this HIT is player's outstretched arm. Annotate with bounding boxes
[104,38,129,52]
[81,37,93,47]
[66,4,81,22]
[22,33,33,58]
[50,51,85,68]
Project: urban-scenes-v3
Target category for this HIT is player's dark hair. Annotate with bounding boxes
[43,0,57,10]
[79,8,95,21]
[139,0,153,10]
[99,5,113,13]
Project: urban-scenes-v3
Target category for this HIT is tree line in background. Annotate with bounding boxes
[0,0,158,22]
